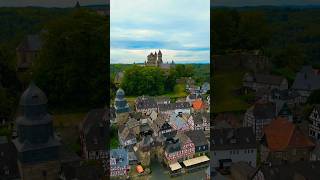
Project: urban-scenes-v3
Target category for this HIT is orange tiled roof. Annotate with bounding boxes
[192,99,203,110]
[264,117,314,151]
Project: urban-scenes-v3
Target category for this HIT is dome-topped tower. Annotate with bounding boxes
[20,81,47,106]
[13,82,60,165]
[114,88,130,114]
[19,81,48,118]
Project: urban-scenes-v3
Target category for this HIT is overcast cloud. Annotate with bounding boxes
[111,0,210,64]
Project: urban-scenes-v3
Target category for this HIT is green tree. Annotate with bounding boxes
[121,66,166,96]
[0,45,20,120]
[32,9,108,109]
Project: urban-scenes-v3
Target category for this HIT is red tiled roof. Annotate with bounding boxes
[192,99,204,110]
[264,117,314,151]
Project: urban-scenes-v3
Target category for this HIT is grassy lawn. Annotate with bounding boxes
[53,112,87,154]
[163,91,187,99]
[214,70,250,113]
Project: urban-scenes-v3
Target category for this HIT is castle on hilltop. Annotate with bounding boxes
[144,50,175,69]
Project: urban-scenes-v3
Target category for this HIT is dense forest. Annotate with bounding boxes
[33,8,108,109]
[0,6,107,121]
[0,7,71,120]
[212,6,320,77]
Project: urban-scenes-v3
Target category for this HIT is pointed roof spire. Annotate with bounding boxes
[158,50,162,54]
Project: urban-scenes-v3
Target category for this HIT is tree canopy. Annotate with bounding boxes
[121,66,166,96]
[212,7,320,69]
[32,9,108,109]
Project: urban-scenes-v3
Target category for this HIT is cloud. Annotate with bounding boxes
[111,40,209,51]
[111,0,210,64]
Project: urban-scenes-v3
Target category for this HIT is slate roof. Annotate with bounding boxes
[245,73,286,86]
[80,108,108,151]
[129,111,143,120]
[185,130,207,147]
[141,135,154,147]
[253,102,276,120]
[165,139,181,153]
[126,118,139,129]
[19,82,48,106]
[170,114,188,129]
[263,117,314,151]
[110,148,129,168]
[211,127,256,151]
[140,123,152,133]
[292,65,320,91]
[136,96,157,109]
[158,102,190,111]
[17,34,42,52]
[270,89,300,100]
[176,132,191,145]
[119,126,136,142]
[214,113,240,128]
[154,114,168,127]
[193,112,207,125]
[261,161,320,180]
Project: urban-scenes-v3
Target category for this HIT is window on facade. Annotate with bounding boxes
[310,130,314,136]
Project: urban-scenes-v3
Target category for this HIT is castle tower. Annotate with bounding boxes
[157,50,163,66]
[13,82,61,180]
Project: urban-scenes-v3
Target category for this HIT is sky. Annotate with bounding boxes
[0,0,108,7]
[111,0,210,64]
[212,0,320,7]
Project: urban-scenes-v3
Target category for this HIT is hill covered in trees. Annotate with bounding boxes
[0,7,108,121]
[212,6,320,72]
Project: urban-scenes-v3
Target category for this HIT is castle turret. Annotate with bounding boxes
[157,50,163,65]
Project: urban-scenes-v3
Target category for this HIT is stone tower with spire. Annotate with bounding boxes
[157,50,163,66]
[13,82,61,180]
